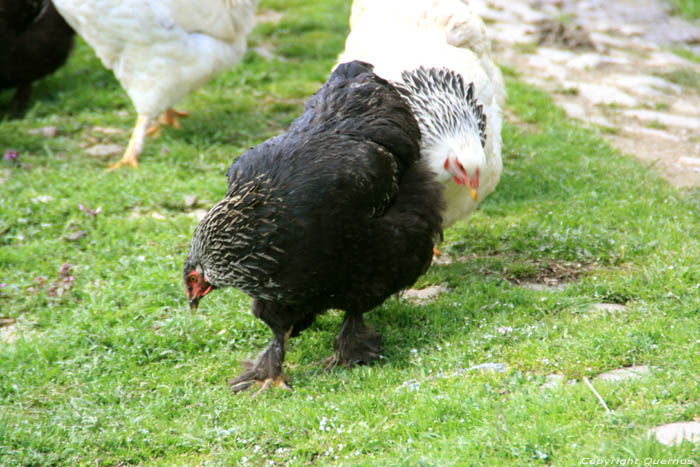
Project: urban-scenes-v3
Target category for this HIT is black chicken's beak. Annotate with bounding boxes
[189,297,200,312]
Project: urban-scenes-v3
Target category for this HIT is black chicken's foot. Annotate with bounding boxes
[228,326,293,395]
[322,353,340,372]
[335,313,383,366]
[251,374,293,399]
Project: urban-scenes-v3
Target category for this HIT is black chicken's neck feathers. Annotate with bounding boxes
[394,66,487,149]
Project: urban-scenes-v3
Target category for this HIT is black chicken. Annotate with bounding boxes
[183,61,444,395]
[0,0,74,114]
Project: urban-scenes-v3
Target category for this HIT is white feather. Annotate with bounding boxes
[53,0,257,168]
[54,0,257,115]
[338,0,505,228]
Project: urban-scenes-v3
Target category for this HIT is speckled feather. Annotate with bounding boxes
[394,67,487,151]
[184,60,444,336]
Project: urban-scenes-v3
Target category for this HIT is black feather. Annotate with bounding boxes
[0,0,74,114]
[185,61,445,388]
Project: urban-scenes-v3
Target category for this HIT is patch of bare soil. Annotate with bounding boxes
[436,251,592,289]
[502,259,591,289]
[470,0,700,188]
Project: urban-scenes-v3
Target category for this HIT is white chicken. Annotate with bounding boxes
[338,0,505,228]
[53,0,258,170]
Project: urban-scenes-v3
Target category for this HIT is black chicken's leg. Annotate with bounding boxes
[8,84,32,116]
[325,312,382,369]
[229,326,293,397]
[229,300,298,396]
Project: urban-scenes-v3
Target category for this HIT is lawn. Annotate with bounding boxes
[668,0,700,18]
[1,0,699,465]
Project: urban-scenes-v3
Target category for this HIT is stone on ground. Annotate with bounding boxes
[595,365,653,382]
[646,422,700,446]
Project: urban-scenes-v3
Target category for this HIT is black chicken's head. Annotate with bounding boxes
[183,260,213,312]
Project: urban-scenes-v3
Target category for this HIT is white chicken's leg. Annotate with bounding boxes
[107,114,151,171]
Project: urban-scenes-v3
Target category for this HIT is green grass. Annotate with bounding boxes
[671,46,700,64]
[667,0,700,18]
[657,68,700,93]
[2,0,700,465]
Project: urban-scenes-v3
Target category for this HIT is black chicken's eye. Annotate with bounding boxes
[188,275,197,283]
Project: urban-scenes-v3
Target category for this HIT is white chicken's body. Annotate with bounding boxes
[338,0,504,227]
[54,0,257,168]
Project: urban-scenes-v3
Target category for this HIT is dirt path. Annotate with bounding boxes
[469,0,700,188]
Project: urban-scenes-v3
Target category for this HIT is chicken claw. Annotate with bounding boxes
[322,353,340,372]
[229,372,293,397]
[146,108,189,138]
[229,326,293,396]
[106,114,150,171]
[106,152,139,171]
[251,375,293,399]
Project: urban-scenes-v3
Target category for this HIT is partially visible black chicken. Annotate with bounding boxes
[0,0,74,114]
[183,60,444,395]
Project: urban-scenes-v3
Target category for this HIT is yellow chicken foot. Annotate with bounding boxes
[146,108,189,138]
[251,374,294,399]
[107,114,151,171]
